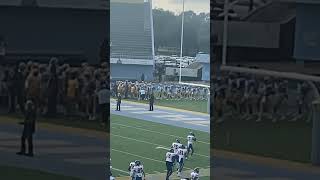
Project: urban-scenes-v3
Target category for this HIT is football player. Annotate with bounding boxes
[132,160,145,180]
[165,148,175,180]
[177,145,188,177]
[190,168,200,180]
[187,132,196,157]
[128,161,136,178]
[171,139,183,164]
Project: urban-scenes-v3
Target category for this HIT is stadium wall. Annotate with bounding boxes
[294,3,320,61]
[0,6,108,64]
[110,64,153,81]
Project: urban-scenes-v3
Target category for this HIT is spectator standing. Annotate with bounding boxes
[98,83,109,127]
[47,58,58,117]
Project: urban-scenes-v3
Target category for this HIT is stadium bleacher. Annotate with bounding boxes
[110,1,153,60]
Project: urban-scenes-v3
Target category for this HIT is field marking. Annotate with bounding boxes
[111,148,164,163]
[111,148,193,172]
[111,122,210,145]
[113,99,209,116]
[112,167,130,175]
[156,146,170,150]
[111,133,209,158]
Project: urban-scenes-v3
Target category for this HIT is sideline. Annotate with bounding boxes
[111,98,209,116]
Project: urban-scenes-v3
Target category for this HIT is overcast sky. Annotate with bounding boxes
[152,0,209,14]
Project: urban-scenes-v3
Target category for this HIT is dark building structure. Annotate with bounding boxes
[212,0,320,74]
[0,0,109,65]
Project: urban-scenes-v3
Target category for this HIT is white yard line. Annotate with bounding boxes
[111,123,210,145]
[111,148,164,163]
[111,133,209,158]
[111,148,193,170]
[111,167,130,175]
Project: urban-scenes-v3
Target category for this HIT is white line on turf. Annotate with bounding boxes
[111,123,210,145]
[155,146,170,150]
[112,167,130,174]
[111,148,163,163]
[111,148,193,170]
[111,133,209,158]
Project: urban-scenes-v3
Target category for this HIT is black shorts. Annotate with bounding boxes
[166,161,173,170]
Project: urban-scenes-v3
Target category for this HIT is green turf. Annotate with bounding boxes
[118,98,208,113]
[0,166,81,180]
[111,114,210,179]
[213,118,312,163]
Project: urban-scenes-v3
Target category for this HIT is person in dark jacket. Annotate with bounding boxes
[116,93,121,111]
[11,63,26,114]
[149,93,154,111]
[46,58,58,117]
[17,100,36,157]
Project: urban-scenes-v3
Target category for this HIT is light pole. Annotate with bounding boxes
[179,0,185,83]
[222,0,239,66]
[222,0,229,66]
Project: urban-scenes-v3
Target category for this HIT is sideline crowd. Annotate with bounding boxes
[0,58,109,124]
[213,72,319,123]
[111,81,209,101]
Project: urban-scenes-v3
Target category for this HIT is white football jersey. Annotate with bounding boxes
[129,162,135,170]
[177,148,188,161]
[110,176,115,180]
[129,162,135,176]
[133,165,144,177]
[166,152,175,162]
[187,135,196,145]
[191,171,199,180]
[172,142,183,153]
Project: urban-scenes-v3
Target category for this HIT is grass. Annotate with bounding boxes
[118,98,208,113]
[0,165,81,180]
[213,117,312,163]
[111,114,210,179]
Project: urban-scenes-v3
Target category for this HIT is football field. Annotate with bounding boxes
[111,114,210,179]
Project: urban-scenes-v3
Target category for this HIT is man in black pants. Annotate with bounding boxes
[116,93,121,111]
[17,100,36,157]
[149,93,154,111]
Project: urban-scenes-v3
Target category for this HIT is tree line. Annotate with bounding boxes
[153,8,210,57]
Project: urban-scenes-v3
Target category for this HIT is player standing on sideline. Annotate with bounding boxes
[132,160,145,180]
[177,145,188,177]
[190,168,200,180]
[187,132,196,158]
[165,149,175,180]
